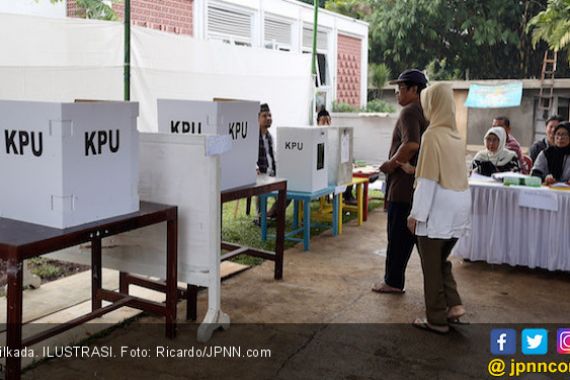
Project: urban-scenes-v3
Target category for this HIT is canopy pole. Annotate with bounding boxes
[309,0,319,125]
[124,0,131,101]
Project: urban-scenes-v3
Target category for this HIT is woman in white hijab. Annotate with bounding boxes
[407,83,471,334]
[472,127,520,176]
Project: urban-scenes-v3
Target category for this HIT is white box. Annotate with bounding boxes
[0,100,139,228]
[276,126,328,192]
[157,99,259,191]
[327,126,354,186]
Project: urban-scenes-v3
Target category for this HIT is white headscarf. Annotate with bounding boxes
[474,127,517,166]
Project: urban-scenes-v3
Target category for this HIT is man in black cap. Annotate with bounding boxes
[373,69,428,294]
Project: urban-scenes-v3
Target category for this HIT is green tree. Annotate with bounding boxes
[527,0,570,62]
[368,0,549,80]
[327,0,568,79]
[369,63,391,97]
[47,0,118,20]
[325,0,372,19]
[298,0,328,8]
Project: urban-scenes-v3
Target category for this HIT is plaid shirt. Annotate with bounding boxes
[258,132,276,176]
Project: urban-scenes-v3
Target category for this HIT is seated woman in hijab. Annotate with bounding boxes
[471,127,520,176]
[531,122,570,185]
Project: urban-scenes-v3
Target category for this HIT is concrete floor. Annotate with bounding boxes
[21,208,570,379]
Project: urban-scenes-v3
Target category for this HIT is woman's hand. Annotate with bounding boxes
[544,175,556,185]
[396,161,416,175]
[407,216,417,234]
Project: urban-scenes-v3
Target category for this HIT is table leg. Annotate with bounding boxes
[303,198,310,251]
[338,195,343,235]
[6,258,23,380]
[119,271,128,295]
[363,182,369,222]
[91,238,102,312]
[260,194,268,241]
[186,284,198,321]
[332,193,339,236]
[292,200,299,229]
[357,183,364,225]
[166,214,178,339]
[274,187,286,279]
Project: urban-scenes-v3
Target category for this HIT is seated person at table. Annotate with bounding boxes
[256,103,291,222]
[492,116,529,173]
[317,107,331,126]
[472,127,520,176]
[531,122,570,185]
[529,115,565,162]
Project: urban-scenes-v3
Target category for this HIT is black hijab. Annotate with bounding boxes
[543,122,570,181]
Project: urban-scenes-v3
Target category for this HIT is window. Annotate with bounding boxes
[207,5,253,46]
[302,27,328,51]
[264,17,292,51]
[302,26,329,87]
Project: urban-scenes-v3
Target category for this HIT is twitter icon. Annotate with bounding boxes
[522,329,548,355]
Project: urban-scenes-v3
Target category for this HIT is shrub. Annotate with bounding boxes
[362,99,396,113]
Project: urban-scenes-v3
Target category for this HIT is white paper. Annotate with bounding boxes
[469,172,497,183]
[335,185,347,194]
[518,189,559,211]
[341,132,350,163]
[205,134,232,156]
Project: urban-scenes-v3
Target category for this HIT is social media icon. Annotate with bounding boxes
[491,329,516,355]
[557,329,570,354]
[522,329,548,355]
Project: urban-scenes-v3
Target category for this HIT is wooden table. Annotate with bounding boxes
[0,202,178,380]
[260,186,339,251]
[353,167,381,221]
[120,176,287,325]
[338,177,369,232]
[221,175,287,279]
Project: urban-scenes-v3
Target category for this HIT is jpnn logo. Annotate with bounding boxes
[522,329,548,355]
[491,329,516,355]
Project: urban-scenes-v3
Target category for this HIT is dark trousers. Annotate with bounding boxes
[417,236,462,326]
[384,201,416,290]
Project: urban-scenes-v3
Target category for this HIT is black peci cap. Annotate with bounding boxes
[389,69,428,86]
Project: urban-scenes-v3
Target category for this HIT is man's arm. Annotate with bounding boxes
[380,142,420,173]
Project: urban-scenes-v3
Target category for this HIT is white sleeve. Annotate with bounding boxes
[410,178,437,222]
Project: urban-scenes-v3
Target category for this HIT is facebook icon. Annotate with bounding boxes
[491,329,517,355]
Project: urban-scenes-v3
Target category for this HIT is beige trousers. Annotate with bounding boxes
[416,236,462,326]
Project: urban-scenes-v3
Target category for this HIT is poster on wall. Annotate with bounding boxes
[464,82,523,108]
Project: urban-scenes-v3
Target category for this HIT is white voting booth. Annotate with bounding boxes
[157,99,259,191]
[50,133,230,341]
[327,126,354,186]
[277,126,328,192]
[0,100,139,228]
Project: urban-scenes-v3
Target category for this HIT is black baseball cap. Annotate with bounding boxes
[389,69,428,86]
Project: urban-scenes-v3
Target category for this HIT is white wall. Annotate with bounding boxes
[331,112,397,164]
[0,0,65,18]
[0,13,313,132]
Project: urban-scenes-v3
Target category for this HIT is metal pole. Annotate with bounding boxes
[310,0,319,125]
[311,0,319,77]
[124,0,131,101]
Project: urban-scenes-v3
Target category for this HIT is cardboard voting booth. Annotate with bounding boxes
[0,100,139,229]
[157,99,259,191]
[276,126,328,192]
[49,133,229,342]
[327,126,354,186]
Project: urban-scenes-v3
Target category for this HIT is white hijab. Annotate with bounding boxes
[474,127,516,166]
